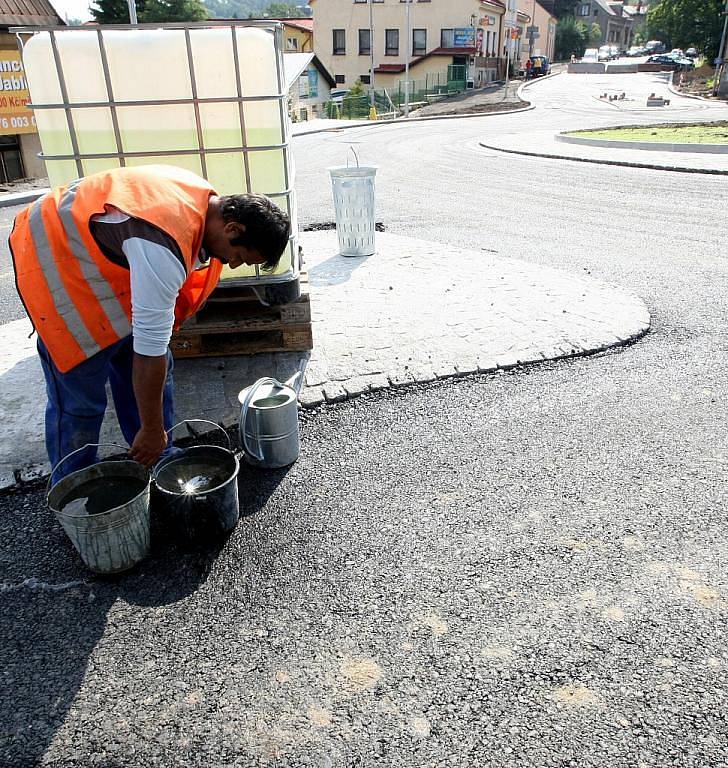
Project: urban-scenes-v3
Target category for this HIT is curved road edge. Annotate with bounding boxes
[477,139,728,175]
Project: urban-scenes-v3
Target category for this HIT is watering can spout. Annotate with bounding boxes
[284,370,304,397]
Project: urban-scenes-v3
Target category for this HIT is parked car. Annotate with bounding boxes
[665,51,695,68]
[646,54,692,70]
[582,48,599,63]
[627,45,646,57]
[685,47,698,59]
[530,55,550,77]
[598,46,612,61]
[644,40,666,54]
[608,45,620,59]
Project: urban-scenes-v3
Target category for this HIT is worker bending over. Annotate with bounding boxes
[10,164,290,480]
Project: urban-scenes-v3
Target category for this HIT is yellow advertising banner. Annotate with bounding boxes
[0,50,36,135]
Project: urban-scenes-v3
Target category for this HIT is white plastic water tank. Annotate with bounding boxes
[20,25,297,282]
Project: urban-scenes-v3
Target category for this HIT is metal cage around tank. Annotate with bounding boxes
[12,21,301,287]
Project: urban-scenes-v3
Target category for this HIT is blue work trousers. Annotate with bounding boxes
[38,335,175,482]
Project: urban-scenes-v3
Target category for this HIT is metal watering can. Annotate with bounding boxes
[238,370,304,468]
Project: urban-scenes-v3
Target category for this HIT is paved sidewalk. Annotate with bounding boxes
[0,230,649,487]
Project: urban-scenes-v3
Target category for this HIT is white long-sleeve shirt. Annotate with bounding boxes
[90,207,201,357]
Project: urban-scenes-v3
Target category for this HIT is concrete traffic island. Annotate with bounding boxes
[557,122,728,154]
[479,130,728,174]
[0,230,649,489]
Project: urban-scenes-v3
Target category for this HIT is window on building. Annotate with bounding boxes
[413,28,426,54]
[577,3,590,15]
[354,0,367,3]
[441,28,454,47]
[0,136,23,183]
[359,28,371,55]
[385,28,399,56]
[333,29,346,55]
[360,74,371,84]
[308,68,319,97]
[335,74,346,84]
[593,8,598,15]
[286,37,299,51]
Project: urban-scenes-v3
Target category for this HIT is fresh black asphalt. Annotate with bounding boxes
[1,99,727,766]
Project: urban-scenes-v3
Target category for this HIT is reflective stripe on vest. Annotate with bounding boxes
[28,199,102,360]
[57,184,132,341]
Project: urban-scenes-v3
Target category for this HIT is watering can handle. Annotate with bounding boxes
[239,377,279,462]
[46,442,129,498]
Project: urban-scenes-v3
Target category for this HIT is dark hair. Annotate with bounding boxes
[219,193,291,270]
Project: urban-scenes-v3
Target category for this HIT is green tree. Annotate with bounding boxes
[91,0,145,23]
[204,0,271,18]
[647,0,725,58]
[554,16,588,59]
[552,0,579,18]
[91,0,207,22]
[260,2,306,17]
[589,22,602,44]
[141,0,207,21]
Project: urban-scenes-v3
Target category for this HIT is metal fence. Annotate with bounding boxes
[321,65,469,121]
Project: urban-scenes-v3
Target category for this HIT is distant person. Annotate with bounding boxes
[10,165,290,479]
[525,57,533,80]
[570,53,577,64]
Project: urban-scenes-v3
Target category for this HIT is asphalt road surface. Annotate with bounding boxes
[1,73,726,767]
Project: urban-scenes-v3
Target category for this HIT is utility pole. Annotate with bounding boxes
[127,0,137,24]
[528,0,536,58]
[404,0,411,116]
[504,0,515,96]
[368,0,375,106]
[713,0,728,97]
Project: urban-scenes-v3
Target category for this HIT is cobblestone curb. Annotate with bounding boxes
[295,230,650,410]
[0,231,650,491]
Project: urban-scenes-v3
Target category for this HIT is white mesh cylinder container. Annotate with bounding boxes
[328,165,377,257]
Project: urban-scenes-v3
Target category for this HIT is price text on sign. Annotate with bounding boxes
[0,51,36,135]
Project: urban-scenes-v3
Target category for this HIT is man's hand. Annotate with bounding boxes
[131,352,169,467]
[129,424,168,467]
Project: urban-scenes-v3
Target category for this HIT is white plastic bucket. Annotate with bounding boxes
[329,157,377,257]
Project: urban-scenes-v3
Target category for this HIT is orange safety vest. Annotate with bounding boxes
[10,164,222,373]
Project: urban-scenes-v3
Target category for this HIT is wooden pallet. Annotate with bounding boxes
[170,274,312,358]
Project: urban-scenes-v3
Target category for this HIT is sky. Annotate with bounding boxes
[49,0,95,22]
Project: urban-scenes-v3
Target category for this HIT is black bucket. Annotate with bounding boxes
[152,421,240,543]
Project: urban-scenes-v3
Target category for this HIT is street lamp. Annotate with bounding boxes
[404,0,411,116]
[713,0,728,97]
[505,0,516,93]
[368,0,375,107]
